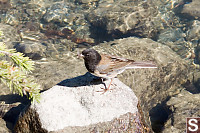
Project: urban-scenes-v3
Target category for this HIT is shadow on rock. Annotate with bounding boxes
[57,72,103,87]
[0,94,30,131]
[0,94,30,105]
[149,96,172,133]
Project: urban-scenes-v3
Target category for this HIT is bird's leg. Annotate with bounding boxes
[97,78,113,94]
[101,78,107,88]
[106,78,113,90]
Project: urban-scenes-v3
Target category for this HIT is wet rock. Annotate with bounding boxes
[24,3,46,20]
[157,28,192,58]
[0,0,11,11]
[180,0,200,19]
[158,28,185,43]
[42,2,93,43]
[195,44,200,64]
[42,3,72,23]
[14,77,147,132]
[86,0,158,40]
[31,50,84,90]
[75,0,98,4]
[0,0,46,25]
[14,41,45,60]
[186,20,200,42]
[0,11,20,25]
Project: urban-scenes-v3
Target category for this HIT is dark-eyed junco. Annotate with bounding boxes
[80,48,157,92]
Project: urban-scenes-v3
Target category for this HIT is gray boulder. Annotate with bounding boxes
[14,75,147,132]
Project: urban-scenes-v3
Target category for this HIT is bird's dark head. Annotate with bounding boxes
[81,49,101,72]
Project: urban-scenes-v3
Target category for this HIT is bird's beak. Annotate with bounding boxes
[77,50,84,59]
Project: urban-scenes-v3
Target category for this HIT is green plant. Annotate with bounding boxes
[0,31,40,103]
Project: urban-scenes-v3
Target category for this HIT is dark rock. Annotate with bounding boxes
[14,106,48,133]
[0,117,11,133]
[0,94,31,132]
[14,41,45,60]
[164,89,200,133]
[157,28,191,58]
[158,28,185,43]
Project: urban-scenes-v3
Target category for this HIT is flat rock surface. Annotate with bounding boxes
[35,77,138,131]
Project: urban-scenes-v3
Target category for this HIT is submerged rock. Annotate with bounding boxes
[180,0,200,19]
[86,0,158,40]
[14,41,45,60]
[42,3,72,23]
[157,28,190,58]
[186,20,200,42]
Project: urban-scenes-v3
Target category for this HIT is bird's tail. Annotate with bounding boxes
[126,61,157,69]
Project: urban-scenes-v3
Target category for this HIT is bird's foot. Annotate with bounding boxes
[96,78,113,94]
[96,87,113,94]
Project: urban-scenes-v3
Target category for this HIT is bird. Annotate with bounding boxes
[80,48,157,93]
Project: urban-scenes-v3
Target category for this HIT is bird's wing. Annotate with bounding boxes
[96,54,133,74]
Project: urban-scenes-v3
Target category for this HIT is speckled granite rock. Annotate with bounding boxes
[14,77,147,132]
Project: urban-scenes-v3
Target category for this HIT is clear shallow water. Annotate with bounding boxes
[0,0,198,65]
[0,0,200,132]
